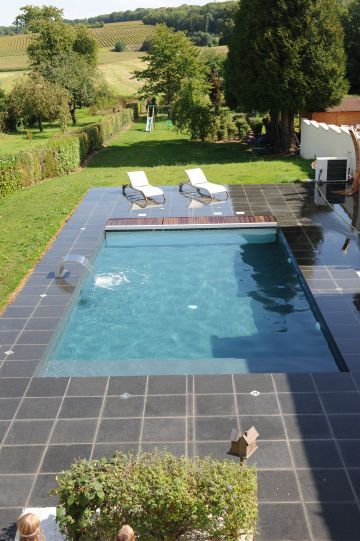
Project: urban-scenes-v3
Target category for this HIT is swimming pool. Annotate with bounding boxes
[38,228,341,376]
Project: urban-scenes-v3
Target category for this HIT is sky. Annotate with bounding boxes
[1,0,224,26]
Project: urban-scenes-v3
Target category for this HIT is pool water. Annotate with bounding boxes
[39,228,339,376]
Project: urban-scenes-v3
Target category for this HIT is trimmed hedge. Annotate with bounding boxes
[0,109,132,198]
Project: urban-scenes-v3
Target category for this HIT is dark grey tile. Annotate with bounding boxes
[348,469,360,499]
[0,319,27,331]
[24,318,61,331]
[0,398,20,420]
[67,377,108,396]
[147,375,186,395]
[26,378,68,397]
[51,419,97,443]
[195,394,236,416]
[321,392,360,414]
[10,344,46,361]
[16,397,61,419]
[108,376,146,396]
[58,397,102,418]
[273,374,315,393]
[140,442,186,456]
[0,330,20,345]
[195,416,237,441]
[2,306,34,318]
[290,441,342,468]
[258,470,300,502]
[0,508,19,541]
[40,444,92,473]
[236,394,279,415]
[0,421,10,443]
[329,414,360,439]
[283,415,331,440]
[0,445,44,473]
[5,420,53,445]
[233,374,274,393]
[306,502,360,540]
[0,475,35,507]
[28,474,59,506]
[0,360,39,377]
[257,503,310,540]
[96,418,141,443]
[145,395,186,417]
[32,306,67,318]
[278,393,322,414]
[142,418,186,442]
[298,469,355,502]
[247,441,292,469]
[92,443,139,459]
[238,415,285,440]
[313,373,356,392]
[194,441,238,461]
[17,331,53,345]
[0,378,29,398]
[338,440,360,467]
[103,396,144,418]
[194,375,233,394]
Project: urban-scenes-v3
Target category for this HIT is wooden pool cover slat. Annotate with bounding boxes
[105,215,277,230]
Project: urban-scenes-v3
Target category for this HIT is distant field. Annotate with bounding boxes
[98,50,145,95]
[0,70,28,91]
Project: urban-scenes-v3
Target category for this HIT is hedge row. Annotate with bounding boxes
[0,109,133,198]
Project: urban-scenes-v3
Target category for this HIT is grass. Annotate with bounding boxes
[0,109,105,154]
[97,50,145,95]
[0,119,311,310]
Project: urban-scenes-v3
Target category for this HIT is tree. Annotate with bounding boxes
[343,0,360,93]
[73,25,98,66]
[14,5,63,33]
[27,20,75,67]
[9,73,70,131]
[134,24,206,104]
[226,0,348,151]
[114,40,127,52]
[173,77,213,141]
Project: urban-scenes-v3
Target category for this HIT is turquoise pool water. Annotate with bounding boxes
[40,228,339,376]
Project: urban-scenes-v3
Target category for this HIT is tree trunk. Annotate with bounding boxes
[267,111,280,147]
[70,107,77,125]
[37,117,43,132]
[268,111,295,152]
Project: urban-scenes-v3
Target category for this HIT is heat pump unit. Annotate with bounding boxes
[315,157,349,183]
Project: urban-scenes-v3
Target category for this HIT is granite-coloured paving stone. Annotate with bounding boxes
[145,395,186,417]
[233,374,274,393]
[0,398,20,420]
[0,475,35,507]
[195,394,236,416]
[142,418,186,442]
[0,361,39,377]
[236,394,279,415]
[194,374,233,394]
[92,443,140,459]
[258,471,300,502]
[26,377,68,397]
[246,441,292,469]
[238,415,285,440]
[17,331,54,345]
[0,319,27,331]
[28,474,59,506]
[0,509,19,541]
[4,420,53,445]
[283,414,331,440]
[297,469,355,502]
[147,375,186,395]
[0,445,44,473]
[0,421,10,443]
[96,418,142,443]
[50,419,98,443]
[40,444,92,473]
[329,414,360,439]
[107,376,147,396]
[193,441,237,461]
[313,373,356,392]
[103,396,144,418]
[278,392,322,414]
[195,416,237,441]
[338,440,360,467]
[0,378,29,398]
[348,469,360,499]
[16,397,62,419]
[0,330,20,345]
[24,318,61,331]
[290,440,342,468]
[320,392,360,414]
[140,442,186,456]
[10,344,47,361]
[306,502,360,541]
[58,396,102,418]
[66,377,108,396]
[256,503,310,541]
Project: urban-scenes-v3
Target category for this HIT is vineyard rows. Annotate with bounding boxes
[0,22,154,57]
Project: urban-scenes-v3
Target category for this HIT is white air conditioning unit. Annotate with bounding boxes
[315,157,349,183]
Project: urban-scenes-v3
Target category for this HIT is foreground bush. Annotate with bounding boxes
[0,109,132,197]
[53,451,257,541]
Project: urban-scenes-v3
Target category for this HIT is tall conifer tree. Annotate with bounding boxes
[226,0,348,150]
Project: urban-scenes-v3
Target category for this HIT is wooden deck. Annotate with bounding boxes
[105,215,277,230]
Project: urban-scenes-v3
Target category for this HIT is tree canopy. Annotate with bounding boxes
[343,0,360,93]
[14,5,63,33]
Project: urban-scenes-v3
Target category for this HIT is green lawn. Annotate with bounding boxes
[0,109,105,154]
[0,119,311,310]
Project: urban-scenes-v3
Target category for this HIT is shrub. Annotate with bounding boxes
[114,40,127,52]
[140,39,152,51]
[233,114,250,141]
[0,109,133,197]
[247,115,264,137]
[190,32,219,47]
[53,451,257,541]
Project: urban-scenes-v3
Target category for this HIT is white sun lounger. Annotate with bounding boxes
[182,168,229,199]
[124,171,165,202]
